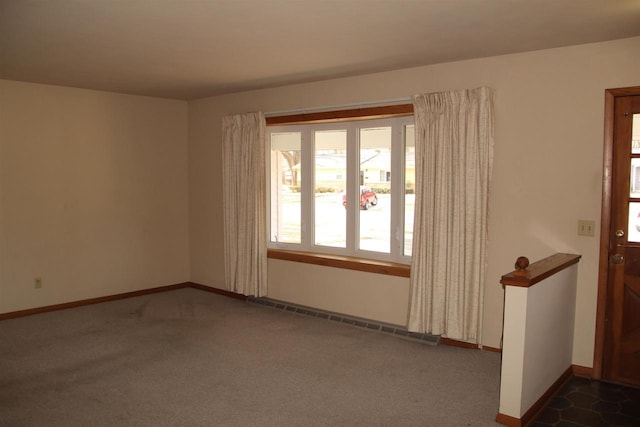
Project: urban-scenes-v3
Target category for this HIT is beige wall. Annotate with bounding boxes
[2,37,637,369]
[268,259,410,325]
[188,36,640,366]
[0,80,190,313]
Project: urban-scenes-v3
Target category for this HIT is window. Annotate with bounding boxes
[267,107,414,264]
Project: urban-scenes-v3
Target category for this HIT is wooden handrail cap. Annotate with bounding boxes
[501,253,581,288]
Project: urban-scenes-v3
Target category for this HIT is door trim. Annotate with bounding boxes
[594,86,640,379]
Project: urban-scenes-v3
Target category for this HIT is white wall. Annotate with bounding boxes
[499,265,578,418]
[0,80,190,313]
[521,266,577,412]
[188,36,640,365]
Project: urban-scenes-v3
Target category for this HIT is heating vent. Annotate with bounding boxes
[247,296,439,345]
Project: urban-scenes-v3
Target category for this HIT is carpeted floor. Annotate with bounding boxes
[0,288,501,426]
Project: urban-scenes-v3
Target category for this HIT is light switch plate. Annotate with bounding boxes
[578,220,596,237]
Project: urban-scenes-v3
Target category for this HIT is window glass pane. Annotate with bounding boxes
[315,130,346,248]
[359,127,391,253]
[630,158,640,198]
[268,114,415,263]
[404,124,415,256]
[629,202,640,243]
[631,114,640,154]
[270,132,301,243]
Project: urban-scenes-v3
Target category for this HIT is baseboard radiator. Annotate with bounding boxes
[247,296,440,346]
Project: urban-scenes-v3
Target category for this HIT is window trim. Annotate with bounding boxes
[266,104,413,126]
[266,104,415,267]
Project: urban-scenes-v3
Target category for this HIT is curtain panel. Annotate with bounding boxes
[221,112,267,297]
[407,87,495,343]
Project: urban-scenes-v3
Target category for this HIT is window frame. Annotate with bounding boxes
[266,104,414,265]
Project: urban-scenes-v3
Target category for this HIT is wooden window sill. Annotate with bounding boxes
[267,249,411,278]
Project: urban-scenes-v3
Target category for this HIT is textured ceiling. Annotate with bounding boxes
[1,0,640,100]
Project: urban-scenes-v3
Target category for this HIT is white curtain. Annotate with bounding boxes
[407,87,495,343]
[222,112,267,297]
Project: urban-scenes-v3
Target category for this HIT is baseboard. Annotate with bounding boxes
[439,337,502,353]
[186,282,247,300]
[495,412,521,427]
[495,365,573,427]
[572,364,593,378]
[440,337,479,349]
[0,282,191,321]
[0,281,252,321]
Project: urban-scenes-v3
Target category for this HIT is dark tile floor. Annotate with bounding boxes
[531,377,640,426]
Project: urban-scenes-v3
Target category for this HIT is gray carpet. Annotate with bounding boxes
[0,288,501,426]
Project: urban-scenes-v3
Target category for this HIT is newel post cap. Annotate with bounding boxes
[514,256,530,276]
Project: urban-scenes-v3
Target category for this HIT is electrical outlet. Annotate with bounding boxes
[34,277,42,289]
[578,220,596,237]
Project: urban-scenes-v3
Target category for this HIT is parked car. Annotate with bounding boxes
[342,186,378,210]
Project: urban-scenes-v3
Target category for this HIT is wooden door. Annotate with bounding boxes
[603,93,640,386]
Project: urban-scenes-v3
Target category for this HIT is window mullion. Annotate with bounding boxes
[390,118,402,261]
[346,123,358,253]
[301,126,314,250]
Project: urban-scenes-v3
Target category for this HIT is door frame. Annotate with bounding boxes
[594,86,640,379]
